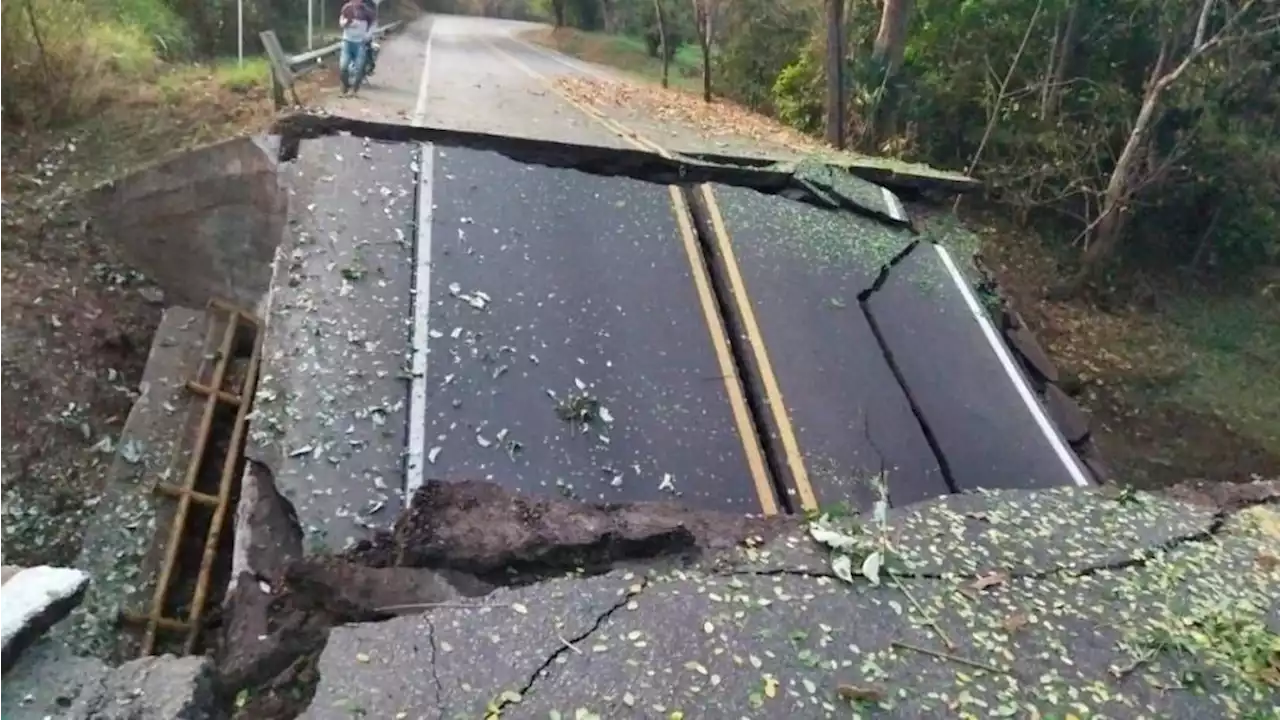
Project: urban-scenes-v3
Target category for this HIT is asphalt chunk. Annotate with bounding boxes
[420,146,765,511]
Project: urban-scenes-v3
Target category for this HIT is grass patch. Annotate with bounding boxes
[1141,295,1280,451]
[212,57,272,93]
[523,27,703,90]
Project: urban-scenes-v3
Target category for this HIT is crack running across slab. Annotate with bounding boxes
[723,492,1278,584]
[425,616,444,720]
[493,580,652,715]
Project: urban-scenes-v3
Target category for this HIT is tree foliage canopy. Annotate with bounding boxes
[547,0,1280,283]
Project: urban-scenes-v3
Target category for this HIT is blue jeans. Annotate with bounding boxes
[340,39,368,91]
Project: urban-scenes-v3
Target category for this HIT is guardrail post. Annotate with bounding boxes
[269,72,287,110]
[260,30,299,108]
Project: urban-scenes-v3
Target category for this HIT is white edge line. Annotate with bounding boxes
[880,186,907,223]
[411,21,436,126]
[405,143,433,500]
[934,244,1093,488]
[405,20,435,500]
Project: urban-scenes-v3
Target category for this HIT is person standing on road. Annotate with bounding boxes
[338,0,374,95]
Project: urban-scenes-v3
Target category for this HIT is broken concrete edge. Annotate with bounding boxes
[267,113,929,221]
[211,473,792,716]
[1,567,90,674]
[210,474,1279,719]
[3,644,217,720]
[82,134,287,312]
[672,148,983,196]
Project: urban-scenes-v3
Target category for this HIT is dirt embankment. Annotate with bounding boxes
[0,63,339,570]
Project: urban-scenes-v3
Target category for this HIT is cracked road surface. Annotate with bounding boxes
[259,13,1092,552]
[296,488,1280,719]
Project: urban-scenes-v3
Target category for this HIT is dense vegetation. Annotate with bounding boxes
[528,0,1280,294]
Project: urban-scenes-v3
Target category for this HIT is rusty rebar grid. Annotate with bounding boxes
[121,299,261,656]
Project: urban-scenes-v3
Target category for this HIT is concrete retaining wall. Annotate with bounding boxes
[85,135,288,311]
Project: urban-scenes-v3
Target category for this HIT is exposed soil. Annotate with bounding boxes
[973,214,1280,490]
[0,67,338,570]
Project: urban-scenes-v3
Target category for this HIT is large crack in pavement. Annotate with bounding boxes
[269,114,962,219]
[855,240,960,496]
[727,490,1278,583]
[215,473,784,719]
[217,469,1278,719]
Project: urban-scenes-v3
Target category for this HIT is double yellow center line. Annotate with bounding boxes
[484,37,817,515]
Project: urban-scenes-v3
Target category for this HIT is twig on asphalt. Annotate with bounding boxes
[891,641,1011,676]
[892,575,955,650]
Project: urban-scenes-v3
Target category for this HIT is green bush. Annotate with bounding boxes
[714,0,814,112]
[102,0,192,57]
[1,0,160,127]
[772,53,823,134]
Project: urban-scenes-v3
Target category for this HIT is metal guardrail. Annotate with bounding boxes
[260,22,403,108]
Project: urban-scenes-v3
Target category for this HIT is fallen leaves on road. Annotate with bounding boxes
[1001,612,1030,633]
[969,569,1010,592]
[555,76,822,153]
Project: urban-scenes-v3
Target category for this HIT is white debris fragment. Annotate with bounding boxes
[428,446,442,464]
[599,407,614,424]
[1,567,90,658]
[658,473,676,493]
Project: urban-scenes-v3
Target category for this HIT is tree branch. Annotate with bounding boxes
[963,0,1045,178]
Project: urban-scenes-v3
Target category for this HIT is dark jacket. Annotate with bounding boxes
[339,0,373,27]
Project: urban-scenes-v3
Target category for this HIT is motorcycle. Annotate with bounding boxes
[364,40,381,78]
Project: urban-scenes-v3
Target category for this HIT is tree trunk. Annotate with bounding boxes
[1040,0,1079,121]
[1061,42,1171,293]
[693,0,713,102]
[551,0,566,27]
[872,0,913,74]
[600,0,615,32]
[654,0,670,88]
[824,0,845,148]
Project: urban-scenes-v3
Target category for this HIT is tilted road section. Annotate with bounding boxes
[254,14,1090,554]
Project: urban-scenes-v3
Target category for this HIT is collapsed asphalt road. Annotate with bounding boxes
[249,111,1095,558]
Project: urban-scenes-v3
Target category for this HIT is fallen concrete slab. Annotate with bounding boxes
[1,566,89,672]
[84,135,287,312]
